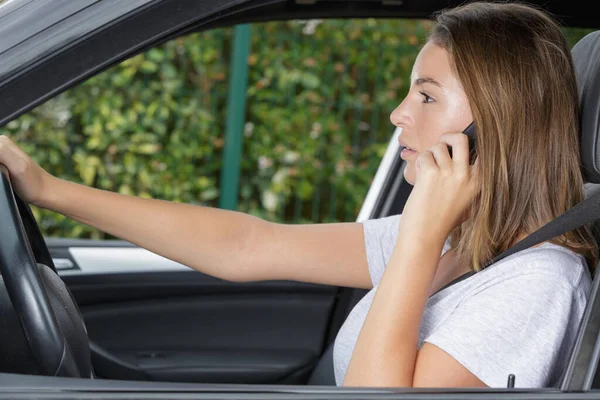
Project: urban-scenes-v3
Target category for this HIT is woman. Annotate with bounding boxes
[0,0,597,389]
[338,1,598,388]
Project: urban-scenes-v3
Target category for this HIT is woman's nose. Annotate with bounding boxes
[389,101,414,128]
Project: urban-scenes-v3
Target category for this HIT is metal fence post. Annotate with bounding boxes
[219,24,251,210]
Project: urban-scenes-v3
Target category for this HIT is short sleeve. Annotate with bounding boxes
[423,272,585,388]
[362,214,452,287]
[362,214,401,286]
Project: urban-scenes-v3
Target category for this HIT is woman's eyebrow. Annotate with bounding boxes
[415,77,443,88]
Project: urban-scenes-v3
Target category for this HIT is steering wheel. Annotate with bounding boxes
[0,165,92,377]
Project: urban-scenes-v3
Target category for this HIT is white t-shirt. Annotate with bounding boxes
[333,214,591,388]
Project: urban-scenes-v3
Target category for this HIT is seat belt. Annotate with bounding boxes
[430,187,600,297]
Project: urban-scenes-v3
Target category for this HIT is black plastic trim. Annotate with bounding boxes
[0,371,580,399]
[62,270,335,305]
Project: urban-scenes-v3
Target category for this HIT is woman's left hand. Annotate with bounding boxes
[401,133,481,241]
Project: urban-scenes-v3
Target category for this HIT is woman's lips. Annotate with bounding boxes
[400,147,417,159]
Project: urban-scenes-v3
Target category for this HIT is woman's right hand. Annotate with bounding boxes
[0,135,55,207]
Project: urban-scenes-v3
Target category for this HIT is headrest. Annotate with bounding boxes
[572,31,600,183]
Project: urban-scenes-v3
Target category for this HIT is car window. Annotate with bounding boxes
[0,19,593,240]
[0,18,426,240]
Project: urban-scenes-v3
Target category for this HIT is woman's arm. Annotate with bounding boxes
[0,135,373,288]
[45,178,372,287]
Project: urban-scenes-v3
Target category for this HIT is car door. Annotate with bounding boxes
[51,240,338,384]
[4,1,600,400]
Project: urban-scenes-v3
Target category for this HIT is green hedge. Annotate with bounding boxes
[0,19,593,239]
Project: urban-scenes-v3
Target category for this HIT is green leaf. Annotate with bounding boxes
[135,143,161,154]
[201,188,219,201]
[140,60,158,73]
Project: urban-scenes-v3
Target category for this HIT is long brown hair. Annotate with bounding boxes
[429,1,599,274]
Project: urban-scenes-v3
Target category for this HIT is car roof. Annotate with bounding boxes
[0,0,597,127]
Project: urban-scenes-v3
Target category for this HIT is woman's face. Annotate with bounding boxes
[390,41,473,185]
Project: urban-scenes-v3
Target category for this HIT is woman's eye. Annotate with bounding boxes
[419,91,434,103]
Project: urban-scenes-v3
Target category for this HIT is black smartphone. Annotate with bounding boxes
[448,121,477,165]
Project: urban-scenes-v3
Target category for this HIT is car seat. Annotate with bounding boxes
[559,29,600,390]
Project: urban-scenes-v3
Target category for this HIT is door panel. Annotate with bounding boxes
[49,239,338,384]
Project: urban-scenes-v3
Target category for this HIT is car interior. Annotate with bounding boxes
[2,0,600,396]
